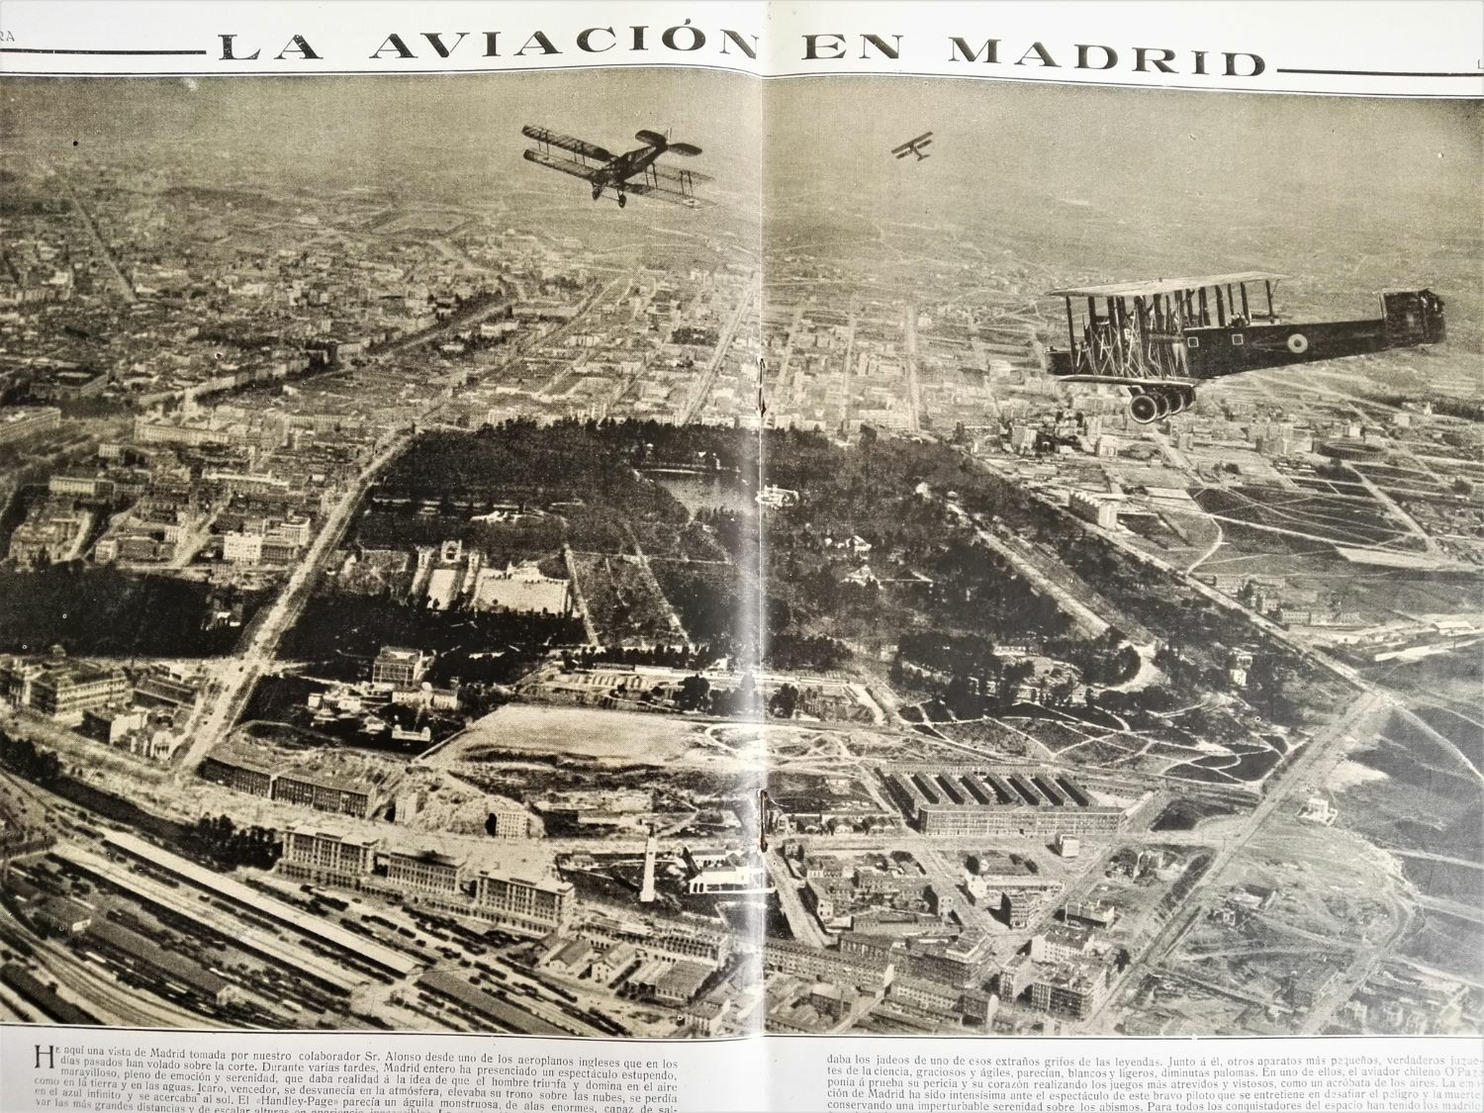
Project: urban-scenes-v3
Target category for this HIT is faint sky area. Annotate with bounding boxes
[2,72,763,208]
[9,72,1476,200]
[765,78,1482,248]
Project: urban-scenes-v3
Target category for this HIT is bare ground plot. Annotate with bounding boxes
[1291,476,1371,498]
[1398,856,1484,908]
[1349,461,1448,492]
[1113,972,1254,1036]
[932,719,1040,759]
[1194,485,1417,551]
[1363,650,1484,720]
[438,704,706,764]
[1076,847,1216,972]
[1411,705,1484,775]
[1151,796,1243,832]
[1177,821,1409,956]
[1120,511,1204,565]
[1192,541,1350,579]
[1136,506,1220,562]
[1333,710,1484,861]
[842,729,1008,765]
[1159,829,1410,1029]
[993,710,1291,787]
[1396,909,1484,983]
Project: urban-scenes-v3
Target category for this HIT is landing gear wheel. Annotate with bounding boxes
[1129,394,1159,424]
[1153,391,1172,420]
[618,193,627,209]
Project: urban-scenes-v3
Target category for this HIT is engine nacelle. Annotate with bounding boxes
[1129,394,1160,424]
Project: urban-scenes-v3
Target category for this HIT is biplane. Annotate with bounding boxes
[1044,272,1446,423]
[892,132,934,161]
[521,125,711,209]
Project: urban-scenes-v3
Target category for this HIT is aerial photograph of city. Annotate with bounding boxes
[0,69,1479,1042]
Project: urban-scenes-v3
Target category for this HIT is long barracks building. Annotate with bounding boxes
[279,825,573,937]
[883,766,1127,838]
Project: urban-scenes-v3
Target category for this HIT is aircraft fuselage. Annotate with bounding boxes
[593,144,666,199]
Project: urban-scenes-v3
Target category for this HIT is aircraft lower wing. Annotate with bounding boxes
[631,163,713,207]
[649,163,714,187]
[523,148,602,183]
[1054,375,1199,387]
[625,180,712,208]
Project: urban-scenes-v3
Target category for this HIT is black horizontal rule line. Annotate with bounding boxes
[0,47,209,55]
[1276,66,1484,77]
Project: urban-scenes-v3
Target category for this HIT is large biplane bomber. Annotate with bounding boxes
[521,124,712,209]
[1044,273,1446,422]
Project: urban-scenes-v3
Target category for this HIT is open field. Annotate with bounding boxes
[1398,910,1484,982]
[1193,485,1415,551]
[1334,711,1483,862]
[437,704,707,764]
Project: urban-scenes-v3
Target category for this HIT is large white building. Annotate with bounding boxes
[221,531,264,565]
[275,827,572,937]
[0,406,61,446]
[684,849,774,896]
[279,826,378,888]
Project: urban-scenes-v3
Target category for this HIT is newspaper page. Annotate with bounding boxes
[0,1,1481,1111]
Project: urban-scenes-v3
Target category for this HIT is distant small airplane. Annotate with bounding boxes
[521,125,712,209]
[891,132,934,161]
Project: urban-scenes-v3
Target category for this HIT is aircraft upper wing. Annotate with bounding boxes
[891,132,934,154]
[521,125,614,164]
[1046,273,1285,298]
[523,148,602,183]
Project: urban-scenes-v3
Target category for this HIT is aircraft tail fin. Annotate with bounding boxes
[667,142,703,157]
[636,129,668,149]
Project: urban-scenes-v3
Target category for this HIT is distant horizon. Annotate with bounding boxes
[7,71,1476,204]
[3,71,1478,337]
